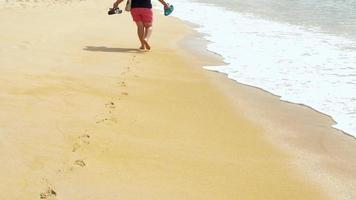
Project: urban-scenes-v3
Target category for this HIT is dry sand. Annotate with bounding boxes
[0,0,355,199]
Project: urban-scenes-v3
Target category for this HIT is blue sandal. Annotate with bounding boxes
[164,4,174,16]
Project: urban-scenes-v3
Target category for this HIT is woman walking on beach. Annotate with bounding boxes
[112,0,169,50]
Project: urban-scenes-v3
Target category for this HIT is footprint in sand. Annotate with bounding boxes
[95,118,108,124]
[55,159,87,174]
[72,134,90,152]
[120,81,127,87]
[74,159,86,167]
[105,101,116,114]
[40,187,57,200]
[131,55,137,63]
[105,101,116,109]
[95,101,118,124]
[18,40,31,49]
[95,117,117,124]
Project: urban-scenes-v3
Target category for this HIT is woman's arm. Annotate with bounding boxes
[157,0,169,9]
[113,0,124,9]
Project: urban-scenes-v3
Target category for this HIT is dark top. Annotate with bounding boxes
[131,0,152,9]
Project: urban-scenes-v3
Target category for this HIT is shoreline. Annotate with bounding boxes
[178,15,356,139]
[0,0,355,199]
[182,24,356,140]
[177,19,355,140]
[175,12,356,200]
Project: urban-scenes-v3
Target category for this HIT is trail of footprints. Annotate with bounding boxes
[40,133,91,199]
[39,55,138,199]
[72,133,90,168]
[95,55,136,125]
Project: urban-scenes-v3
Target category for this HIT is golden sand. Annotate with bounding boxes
[0,0,355,199]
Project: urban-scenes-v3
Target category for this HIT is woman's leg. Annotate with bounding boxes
[143,22,152,50]
[144,23,152,41]
[135,21,145,50]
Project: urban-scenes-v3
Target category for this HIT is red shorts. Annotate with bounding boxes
[130,8,153,23]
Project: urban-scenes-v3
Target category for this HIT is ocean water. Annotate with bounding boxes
[162,0,356,137]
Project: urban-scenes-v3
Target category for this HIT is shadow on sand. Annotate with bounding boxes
[83,46,142,53]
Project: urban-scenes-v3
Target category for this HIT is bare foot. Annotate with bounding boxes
[139,45,145,50]
[143,40,151,50]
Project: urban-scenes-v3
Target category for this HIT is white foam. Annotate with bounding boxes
[157,1,356,137]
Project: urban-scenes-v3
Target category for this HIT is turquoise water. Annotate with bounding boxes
[193,0,356,40]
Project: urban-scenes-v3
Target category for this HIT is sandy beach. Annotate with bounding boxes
[1,0,356,199]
